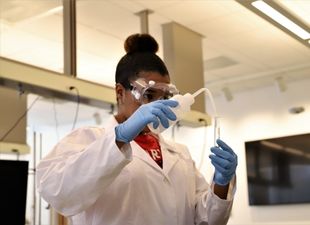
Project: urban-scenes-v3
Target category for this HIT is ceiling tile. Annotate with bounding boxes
[133,0,183,10]
[206,63,262,83]
[76,0,140,39]
[211,24,309,67]
[0,0,61,23]
[191,11,257,39]
[202,38,267,71]
[107,0,143,13]
[151,0,232,26]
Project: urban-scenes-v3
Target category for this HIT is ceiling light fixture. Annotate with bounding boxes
[252,0,310,40]
[222,87,233,102]
[274,76,287,93]
[235,0,310,48]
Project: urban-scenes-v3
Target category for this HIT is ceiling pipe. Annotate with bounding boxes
[63,0,77,77]
[135,9,153,34]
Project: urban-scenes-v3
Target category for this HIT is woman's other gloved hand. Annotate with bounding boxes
[209,139,238,186]
[115,100,178,143]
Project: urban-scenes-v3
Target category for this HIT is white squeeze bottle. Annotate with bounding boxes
[148,88,207,134]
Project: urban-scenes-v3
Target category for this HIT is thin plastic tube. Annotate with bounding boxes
[214,116,221,146]
[195,88,218,116]
[204,88,219,146]
[195,87,220,170]
[193,88,220,146]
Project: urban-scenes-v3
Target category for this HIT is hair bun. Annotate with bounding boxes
[124,33,159,54]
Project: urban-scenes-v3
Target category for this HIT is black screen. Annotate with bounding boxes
[0,160,29,225]
[245,133,310,205]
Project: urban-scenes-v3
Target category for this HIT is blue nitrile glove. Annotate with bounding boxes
[115,99,178,143]
[209,139,238,186]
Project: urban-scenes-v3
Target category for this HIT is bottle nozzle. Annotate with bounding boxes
[192,87,218,117]
[192,88,207,98]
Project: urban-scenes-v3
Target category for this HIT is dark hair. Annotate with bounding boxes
[115,33,169,89]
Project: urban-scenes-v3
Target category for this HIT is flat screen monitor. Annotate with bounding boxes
[0,160,29,225]
[245,133,310,205]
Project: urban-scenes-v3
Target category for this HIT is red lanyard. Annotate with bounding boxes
[134,134,163,168]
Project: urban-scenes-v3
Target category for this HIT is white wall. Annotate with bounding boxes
[168,77,310,225]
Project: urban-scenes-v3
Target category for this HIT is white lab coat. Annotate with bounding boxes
[37,116,235,225]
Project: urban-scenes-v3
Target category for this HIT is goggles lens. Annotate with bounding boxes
[130,78,179,104]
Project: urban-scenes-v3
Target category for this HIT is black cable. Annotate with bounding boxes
[170,121,181,140]
[110,104,115,114]
[69,86,80,131]
[0,95,40,142]
[52,98,60,140]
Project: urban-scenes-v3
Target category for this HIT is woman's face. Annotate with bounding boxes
[115,71,170,125]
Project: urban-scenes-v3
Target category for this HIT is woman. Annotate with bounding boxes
[36,33,237,225]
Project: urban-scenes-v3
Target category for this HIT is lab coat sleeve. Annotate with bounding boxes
[36,127,132,217]
[194,169,236,225]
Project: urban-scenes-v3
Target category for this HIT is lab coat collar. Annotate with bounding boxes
[158,134,180,154]
[161,146,179,178]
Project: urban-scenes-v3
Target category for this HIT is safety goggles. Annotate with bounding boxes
[130,78,179,104]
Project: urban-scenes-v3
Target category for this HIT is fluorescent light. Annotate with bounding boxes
[285,147,304,156]
[16,6,63,25]
[252,0,310,40]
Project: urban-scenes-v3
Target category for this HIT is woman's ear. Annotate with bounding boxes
[115,83,126,104]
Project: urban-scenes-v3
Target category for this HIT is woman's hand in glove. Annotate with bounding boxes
[209,139,238,186]
[115,100,178,143]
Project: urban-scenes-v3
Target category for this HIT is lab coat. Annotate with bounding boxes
[37,116,235,225]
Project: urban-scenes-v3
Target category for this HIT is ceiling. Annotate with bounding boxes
[0,0,310,125]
